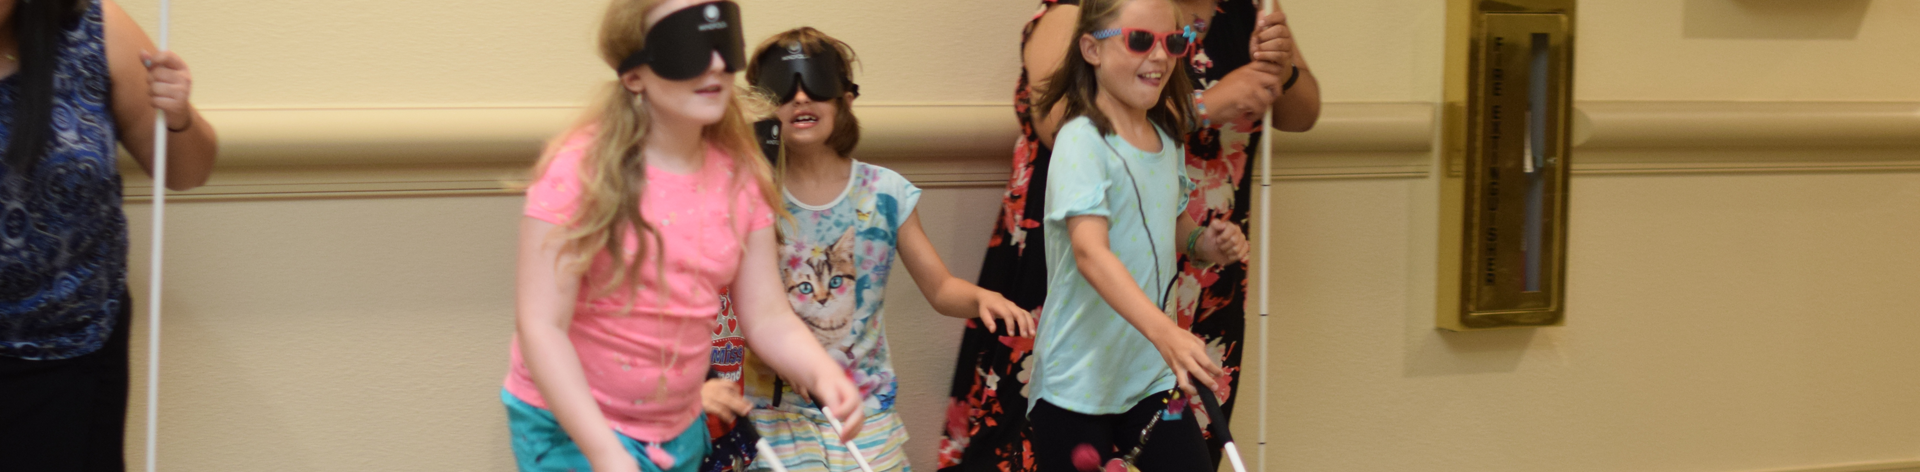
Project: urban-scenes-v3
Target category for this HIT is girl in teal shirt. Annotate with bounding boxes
[1026,0,1250,470]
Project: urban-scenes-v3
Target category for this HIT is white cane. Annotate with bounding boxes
[755,438,792,472]
[144,1,172,471]
[820,407,877,472]
[1257,0,1280,471]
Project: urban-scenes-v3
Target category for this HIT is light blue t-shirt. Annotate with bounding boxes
[1032,116,1194,415]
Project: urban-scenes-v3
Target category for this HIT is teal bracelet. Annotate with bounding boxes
[1185,226,1205,257]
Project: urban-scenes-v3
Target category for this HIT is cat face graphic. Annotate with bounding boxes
[784,226,859,348]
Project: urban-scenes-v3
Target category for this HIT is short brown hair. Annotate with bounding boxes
[746,27,863,157]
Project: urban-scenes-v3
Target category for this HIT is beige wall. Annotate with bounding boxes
[108,0,1920,471]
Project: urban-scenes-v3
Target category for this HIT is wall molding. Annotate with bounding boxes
[121,101,1920,200]
[1573,101,1920,176]
[1754,460,1920,472]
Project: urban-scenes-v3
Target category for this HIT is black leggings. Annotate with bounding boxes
[1030,391,1210,472]
[0,297,132,472]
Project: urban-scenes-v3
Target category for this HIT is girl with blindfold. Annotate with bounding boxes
[1026,0,1250,470]
[697,27,1036,472]
[502,2,864,472]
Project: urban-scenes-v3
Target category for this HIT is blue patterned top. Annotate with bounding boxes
[0,0,130,361]
[742,161,922,414]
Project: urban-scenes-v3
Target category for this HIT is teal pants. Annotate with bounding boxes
[503,389,711,472]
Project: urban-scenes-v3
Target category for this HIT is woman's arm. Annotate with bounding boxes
[1253,10,1322,132]
[514,218,639,472]
[1202,67,1281,128]
[1065,215,1223,395]
[897,210,1035,337]
[1269,54,1320,132]
[732,226,867,440]
[1024,3,1080,149]
[103,0,217,190]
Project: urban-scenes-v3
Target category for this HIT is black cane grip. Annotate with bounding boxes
[1195,385,1233,443]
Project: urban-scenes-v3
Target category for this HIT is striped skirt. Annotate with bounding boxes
[748,405,910,472]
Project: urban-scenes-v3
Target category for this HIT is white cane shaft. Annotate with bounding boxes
[1257,111,1273,472]
[144,116,166,472]
[1259,0,1274,464]
[145,3,172,472]
[756,438,792,472]
[1225,442,1249,472]
[1257,3,1279,471]
[820,407,877,472]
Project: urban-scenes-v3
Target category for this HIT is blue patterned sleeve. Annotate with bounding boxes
[1045,119,1115,222]
[875,165,922,231]
[1177,145,1195,213]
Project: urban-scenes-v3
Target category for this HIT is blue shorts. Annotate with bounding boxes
[503,389,711,472]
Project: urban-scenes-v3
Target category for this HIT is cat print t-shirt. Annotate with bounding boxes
[741,161,921,414]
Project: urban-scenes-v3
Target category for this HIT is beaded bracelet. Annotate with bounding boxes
[1194,90,1211,128]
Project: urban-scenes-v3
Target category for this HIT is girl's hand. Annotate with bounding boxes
[975,290,1036,337]
[1146,326,1225,398]
[140,50,193,130]
[701,379,752,424]
[790,379,817,405]
[807,373,867,441]
[1197,219,1250,265]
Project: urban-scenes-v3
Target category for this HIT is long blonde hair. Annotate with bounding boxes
[532,0,786,302]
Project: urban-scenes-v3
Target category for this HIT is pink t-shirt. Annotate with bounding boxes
[505,130,775,442]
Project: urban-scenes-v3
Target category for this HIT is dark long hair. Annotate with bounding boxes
[7,0,86,171]
[1033,0,1196,137]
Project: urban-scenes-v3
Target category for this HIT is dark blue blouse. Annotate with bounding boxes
[0,0,130,361]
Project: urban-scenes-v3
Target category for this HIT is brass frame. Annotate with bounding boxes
[1439,0,1576,331]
